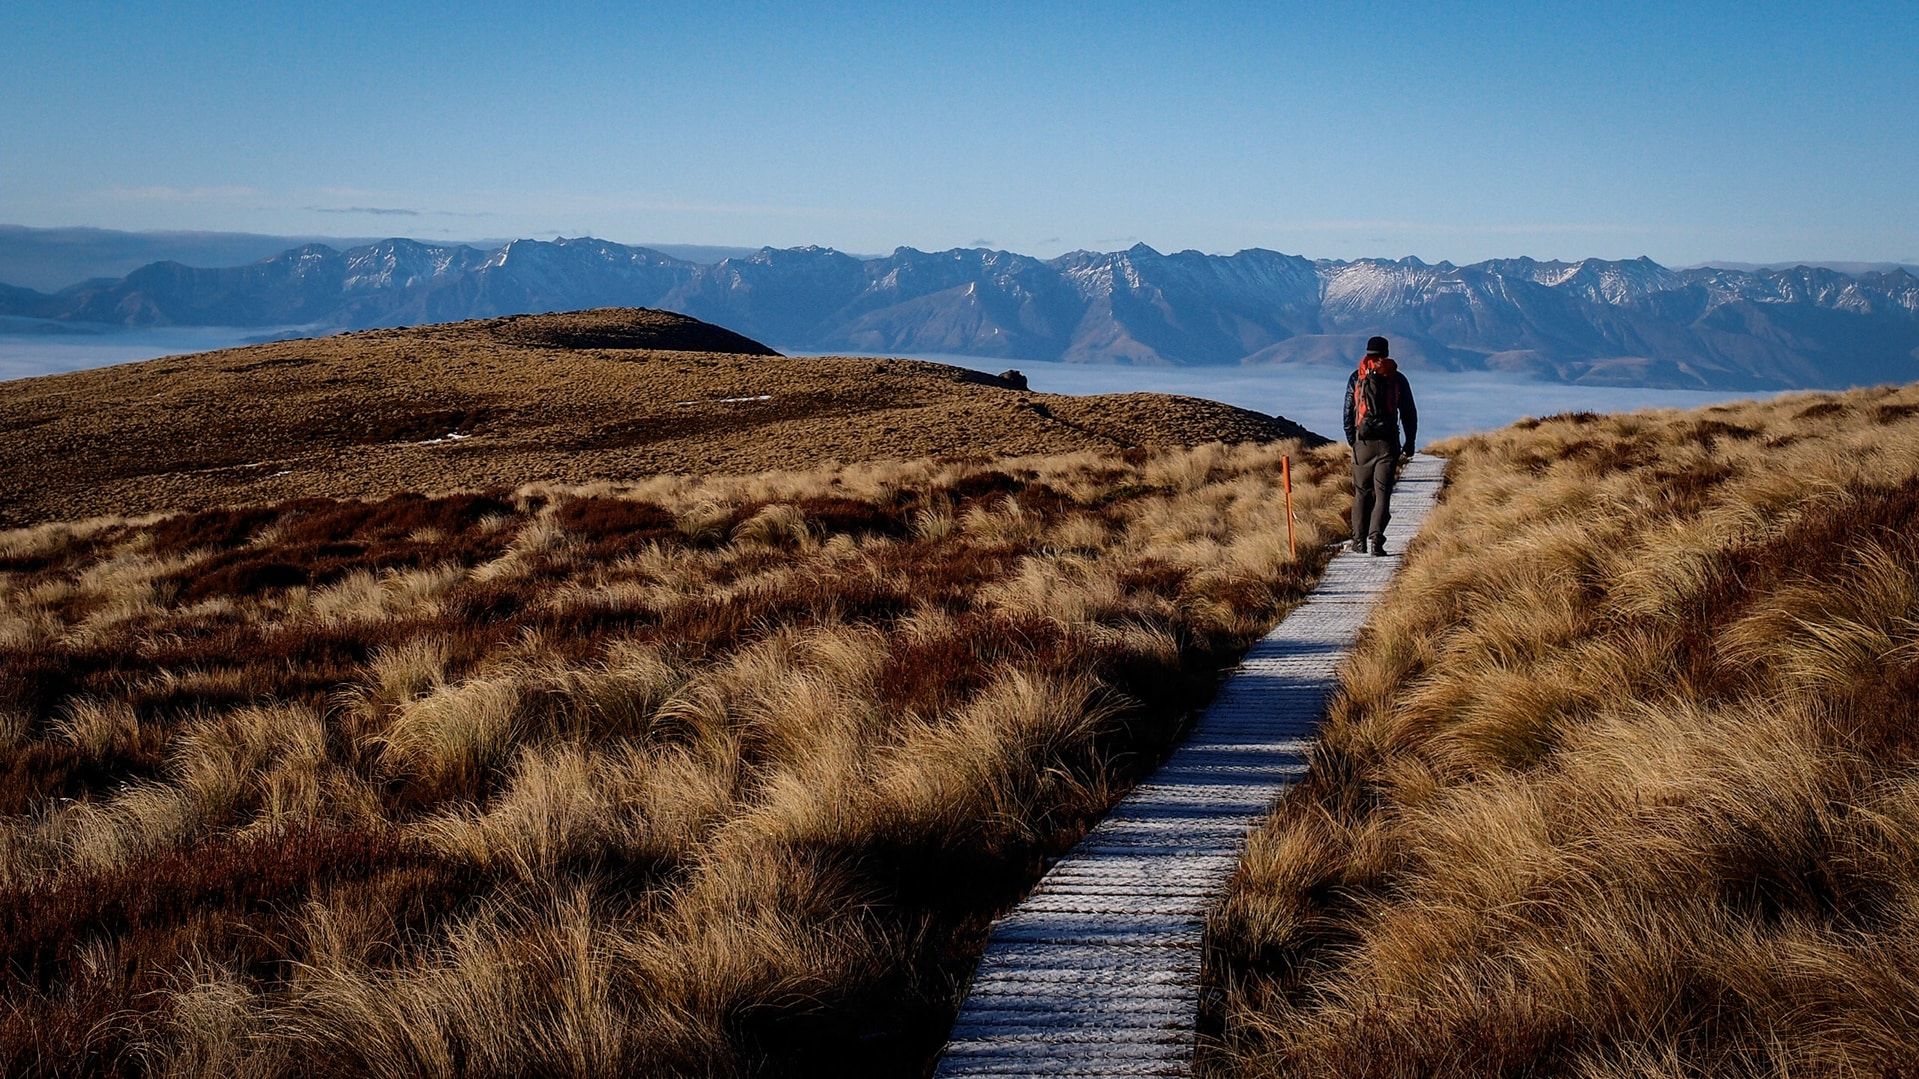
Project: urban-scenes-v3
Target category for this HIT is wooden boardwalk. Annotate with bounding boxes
[934,456,1444,1077]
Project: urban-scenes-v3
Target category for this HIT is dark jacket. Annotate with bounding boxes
[1343,368,1417,450]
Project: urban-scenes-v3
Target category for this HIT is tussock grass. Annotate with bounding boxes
[1,309,1319,527]
[0,438,1344,1077]
[1207,383,1919,1077]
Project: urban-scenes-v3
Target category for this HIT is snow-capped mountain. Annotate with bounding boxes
[340,238,489,293]
[6,237,1918,390]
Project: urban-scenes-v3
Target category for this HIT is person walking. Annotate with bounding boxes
[1343,336,1418,556]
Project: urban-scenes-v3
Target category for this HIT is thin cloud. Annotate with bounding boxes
[102,185,261,202]
[308,205,421,217]
[304,205,498,218]
[526,192,905,223]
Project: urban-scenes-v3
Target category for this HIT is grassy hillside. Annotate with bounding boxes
[0,437,1347,1076]
[0,307,1317,527]
[1207,383,1919,1076]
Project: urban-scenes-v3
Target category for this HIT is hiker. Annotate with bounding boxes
[1343,335,1417,556]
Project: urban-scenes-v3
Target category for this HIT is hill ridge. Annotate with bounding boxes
[0,307,1321,527]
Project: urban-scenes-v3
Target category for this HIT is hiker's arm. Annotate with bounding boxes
[1399,374,1417,452]
[1342,373,1356,444]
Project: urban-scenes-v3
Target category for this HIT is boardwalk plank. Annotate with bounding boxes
[933,457,1442,1077]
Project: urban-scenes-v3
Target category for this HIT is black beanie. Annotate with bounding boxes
[1365,336,1390,356]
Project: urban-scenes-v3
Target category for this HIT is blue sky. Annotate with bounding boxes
[3,1,1914,264]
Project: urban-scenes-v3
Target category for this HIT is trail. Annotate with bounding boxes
[934,455,1445,1077]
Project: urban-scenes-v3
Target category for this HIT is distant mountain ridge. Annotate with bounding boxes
[1689,260,1919,277]
[0,225,762,291]
[4,235,1917,390]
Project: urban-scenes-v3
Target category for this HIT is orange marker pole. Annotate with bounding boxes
[1282,454,1296,560]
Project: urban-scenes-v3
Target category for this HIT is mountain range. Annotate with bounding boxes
[4,234,1917,390]
[0,225,764,291]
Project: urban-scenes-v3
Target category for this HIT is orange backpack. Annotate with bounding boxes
[1353,355,1401,441]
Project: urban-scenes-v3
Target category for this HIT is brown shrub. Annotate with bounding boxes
[163,492,515,602]
[552,495,681,550]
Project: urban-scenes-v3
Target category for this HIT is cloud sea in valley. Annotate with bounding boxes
[822,353,1790,444]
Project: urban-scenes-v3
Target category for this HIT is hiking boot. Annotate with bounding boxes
[1370,537,1388,557]
[1349,538,1367,554]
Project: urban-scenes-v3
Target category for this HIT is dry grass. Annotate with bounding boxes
[0,438,1347,1077]
[0,308,1319,527]
[1206,382,1919,1077]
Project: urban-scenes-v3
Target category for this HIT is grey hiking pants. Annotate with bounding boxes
[1352,439,1400,544]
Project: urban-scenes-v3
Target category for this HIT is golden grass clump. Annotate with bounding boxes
[1206,383,1919,1077]
[0,436,1345,1077]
